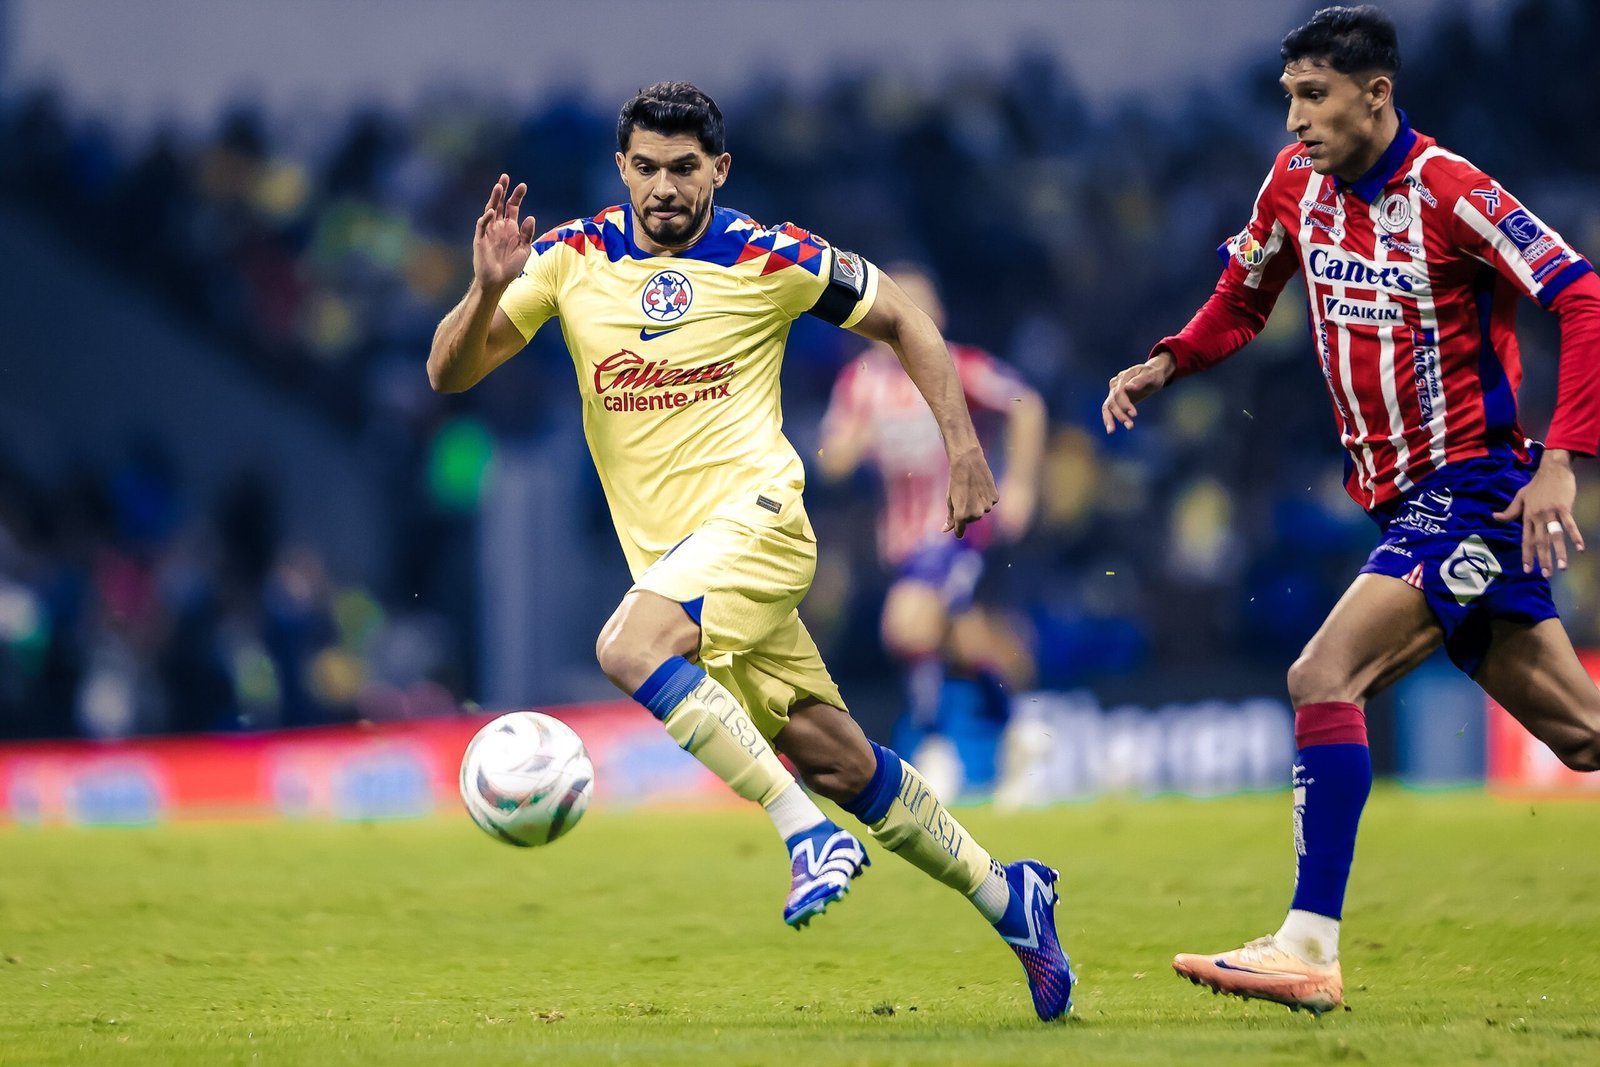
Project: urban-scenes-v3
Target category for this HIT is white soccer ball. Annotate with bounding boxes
[459,712,595,847]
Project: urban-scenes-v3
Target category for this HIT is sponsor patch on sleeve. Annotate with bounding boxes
[1494,209,1546,254]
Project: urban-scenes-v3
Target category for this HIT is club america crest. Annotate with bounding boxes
[642,270,693,322]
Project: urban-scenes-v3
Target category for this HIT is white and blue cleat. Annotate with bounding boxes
[995,860,1075,1021]
[783,820,870,929]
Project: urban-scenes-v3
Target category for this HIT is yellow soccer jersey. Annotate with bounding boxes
[499,204,879,576]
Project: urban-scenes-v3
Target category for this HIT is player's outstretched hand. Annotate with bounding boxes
[1102,350,1177,433]
[473,174,538,290]
[945,446,999,538]
[1493,449,1585,577]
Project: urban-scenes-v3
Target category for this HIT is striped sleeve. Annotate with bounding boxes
[1448,178,1594,309]
[1546,272,1600,456]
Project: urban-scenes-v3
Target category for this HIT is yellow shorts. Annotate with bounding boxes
[632,488,848,738]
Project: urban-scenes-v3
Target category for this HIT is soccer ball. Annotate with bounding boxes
[459,712,595,847]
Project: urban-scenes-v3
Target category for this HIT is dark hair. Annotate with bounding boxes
[1282,6,1401,75]
[617,82,726,155]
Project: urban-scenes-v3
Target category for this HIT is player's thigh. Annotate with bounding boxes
[1474,618,1600,771]
[1289,572,1444,706]
[881,579,948,659]
[594,589,701,691]
[636,511,812,660]
[776,699,876,802]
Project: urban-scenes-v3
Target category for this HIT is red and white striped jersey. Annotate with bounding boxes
[1158,112,1600,510]
[822,343,1024,564]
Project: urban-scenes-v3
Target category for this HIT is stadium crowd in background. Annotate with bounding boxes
[0,0,1595,739]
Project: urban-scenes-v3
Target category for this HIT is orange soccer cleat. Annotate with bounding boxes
[1173,936,1343,1016]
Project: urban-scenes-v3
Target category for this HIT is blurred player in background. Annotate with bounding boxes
[818,265,1046,799]
[428,82,1073,1020]
[1104,5,1600,1015]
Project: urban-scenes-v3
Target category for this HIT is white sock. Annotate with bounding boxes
[1276,908,1341,965]
[971,859,1011,924]
[764,782,825,842]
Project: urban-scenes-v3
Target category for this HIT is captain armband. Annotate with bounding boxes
[807,248,875,327]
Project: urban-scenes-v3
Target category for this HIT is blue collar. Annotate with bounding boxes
[1336,108,1417,203]
[620,203,752,265]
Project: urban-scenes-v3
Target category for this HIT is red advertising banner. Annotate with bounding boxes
[0,702,727,826]
[1486,649,1600,795]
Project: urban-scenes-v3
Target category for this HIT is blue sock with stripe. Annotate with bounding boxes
[631,656,704,721]
[841,742,904,825]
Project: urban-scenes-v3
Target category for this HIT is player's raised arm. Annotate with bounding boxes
[427,174,540,394]
[850,270,997,536]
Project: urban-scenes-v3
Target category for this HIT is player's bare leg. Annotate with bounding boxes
[1475,618,1600,772]
[597,590,866,928]
[780,701,1075,1020]
[1174,574,1442,1014]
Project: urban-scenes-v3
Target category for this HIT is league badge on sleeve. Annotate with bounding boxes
[1228,229,1267,269]
[642,270,694,323]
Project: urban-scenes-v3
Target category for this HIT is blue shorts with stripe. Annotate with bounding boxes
[1358,452,1558,677]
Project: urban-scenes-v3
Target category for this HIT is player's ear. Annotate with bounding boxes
[1365,72,1394,115]
[615,151,628,184]
[712,152,731,188]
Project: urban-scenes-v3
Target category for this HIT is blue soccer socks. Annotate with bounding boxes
[1288,701,1372,922]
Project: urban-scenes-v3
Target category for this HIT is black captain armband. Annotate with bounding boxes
[807,248,872,326]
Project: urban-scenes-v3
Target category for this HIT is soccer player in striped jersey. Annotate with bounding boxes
[428,83,1072,1020]
[1103,6,1600,1014]
[819,265,1046,797]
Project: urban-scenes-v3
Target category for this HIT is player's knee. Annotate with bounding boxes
[594,620,650,692]
[1286,653,1355,706]
[1554,734,1600,773]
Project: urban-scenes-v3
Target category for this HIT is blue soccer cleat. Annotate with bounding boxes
[783,820,869,929]
[995,860,1075,1021]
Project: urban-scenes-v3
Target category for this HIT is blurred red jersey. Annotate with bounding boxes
[823,343,1025,565]
[1158,111,1600,510]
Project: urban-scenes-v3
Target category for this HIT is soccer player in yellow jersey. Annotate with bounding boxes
[428,82,1073,1020]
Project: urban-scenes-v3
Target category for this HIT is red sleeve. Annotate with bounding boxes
[1156,271,1287,379]
[1154,151,1303,379]
[1546,271,1600,456]
[1446,174,1595,310]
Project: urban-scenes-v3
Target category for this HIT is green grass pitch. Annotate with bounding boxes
[2,787,1598,1065]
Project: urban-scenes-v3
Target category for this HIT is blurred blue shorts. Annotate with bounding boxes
[894,536,986,614]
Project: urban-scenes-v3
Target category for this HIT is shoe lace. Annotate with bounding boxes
[1233,936,1281,964]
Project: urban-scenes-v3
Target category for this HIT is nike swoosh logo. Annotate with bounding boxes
[1213,960,1305,978]
[639,326,682,341]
